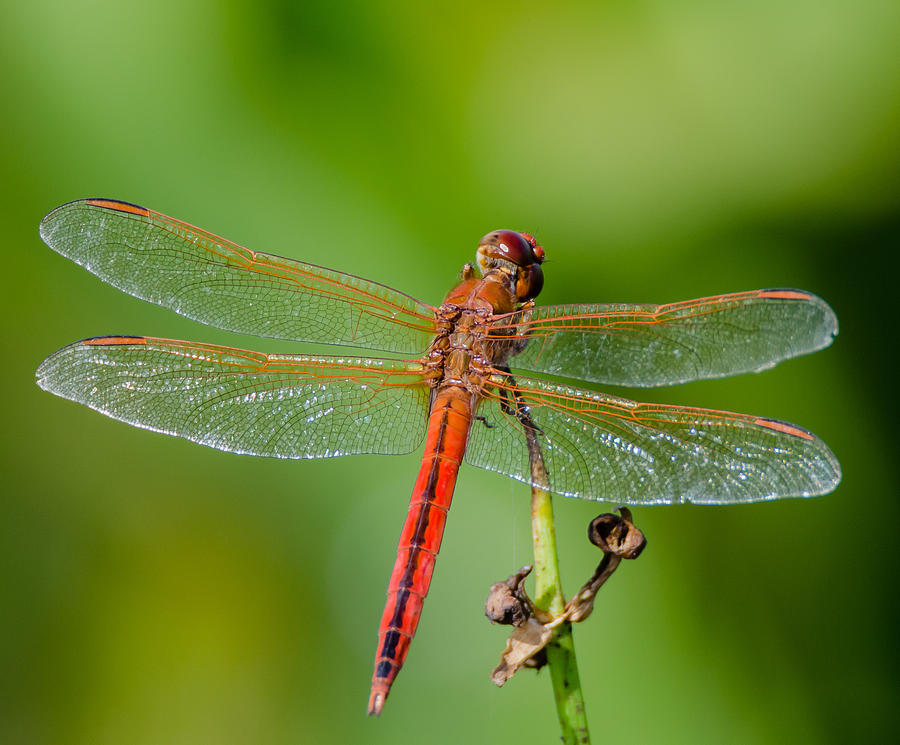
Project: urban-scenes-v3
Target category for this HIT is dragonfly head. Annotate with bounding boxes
[477,230,545,301]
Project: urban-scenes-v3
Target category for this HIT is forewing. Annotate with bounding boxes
[40,199,437,354]
[466,374,840,504]
[490,290,837,386]
[36,337,429,458]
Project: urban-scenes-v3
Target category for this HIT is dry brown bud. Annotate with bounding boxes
[484,565,533,627]
[588,508,646,559]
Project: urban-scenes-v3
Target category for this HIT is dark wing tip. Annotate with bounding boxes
[80,335,149,346]
[82,198,151,216]
[753,416,816,441]
[760,287,839,344]
[753,415,842,495]
[36,335,149,388]
[40,198,151,242]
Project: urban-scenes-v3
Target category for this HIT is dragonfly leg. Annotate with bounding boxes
[494,365,544,437]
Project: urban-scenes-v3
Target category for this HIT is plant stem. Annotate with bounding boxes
[529,436,590,744]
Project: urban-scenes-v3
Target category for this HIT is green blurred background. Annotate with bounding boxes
[2,1,898,743]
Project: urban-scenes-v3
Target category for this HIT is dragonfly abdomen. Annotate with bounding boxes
[368,386,474,715]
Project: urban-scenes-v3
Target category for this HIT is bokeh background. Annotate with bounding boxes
[2,2,898,743]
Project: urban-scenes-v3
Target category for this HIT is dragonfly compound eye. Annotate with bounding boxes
[520,232,545,263]
[515,262,544,301]
[477,230,545,300]
[478,230,543,268]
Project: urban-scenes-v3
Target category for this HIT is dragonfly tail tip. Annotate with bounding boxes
[367,691,386,716]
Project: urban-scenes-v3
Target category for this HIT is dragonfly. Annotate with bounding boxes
[36,198,841,715]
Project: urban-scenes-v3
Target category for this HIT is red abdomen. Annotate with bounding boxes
[367,387,473,715]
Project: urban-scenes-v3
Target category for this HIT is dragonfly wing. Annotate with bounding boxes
[490,290,837,386]
[466,374,840,504]
[40,199,437,354]
[36,337,429,458]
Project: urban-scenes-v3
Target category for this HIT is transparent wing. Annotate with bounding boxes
[40,199,437,354]
[36,336,429,458]
[466,374,840,504]
[488,290,838,387]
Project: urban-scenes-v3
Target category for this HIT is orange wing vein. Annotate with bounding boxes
[40,199,438,354]
[36,336,430,458]
[465,373,841,504]
[489,290,837,387]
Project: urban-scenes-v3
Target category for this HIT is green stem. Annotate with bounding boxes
[531,482,590,744]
